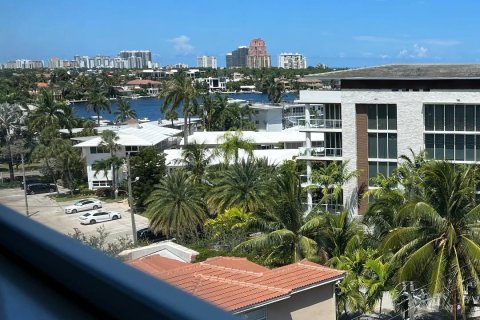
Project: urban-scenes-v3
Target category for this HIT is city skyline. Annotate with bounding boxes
[1,0,480,68]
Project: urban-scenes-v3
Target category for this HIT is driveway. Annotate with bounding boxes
[0,188,149,243]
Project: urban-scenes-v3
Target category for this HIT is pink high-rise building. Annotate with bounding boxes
[247,38,271,68]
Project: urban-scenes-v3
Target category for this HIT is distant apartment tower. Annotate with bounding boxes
[226,46,249,68]
[118,50,152,68]
[197,56,217,69]
[247,38,271,69]
[278,53,307,69]
[4,59,44,69]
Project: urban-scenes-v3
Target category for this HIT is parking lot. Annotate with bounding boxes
[0,187,149,243]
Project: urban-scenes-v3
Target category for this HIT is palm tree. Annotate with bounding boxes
[382,161,480,318]
[92,156,124,197]
[207,158,275,213]
[200,93,216,131]
[160,71,198,145]
[86,89,111,126]
[0,103,24,180]
[144,170,208,238]
[30,90,71,134]
[114,99,137,124]
[264,77,284,103]
[179,142,213,184]
[99,130,121,198]
[362,258,397,313]
[216,131,254,164]
[165,109,178,128]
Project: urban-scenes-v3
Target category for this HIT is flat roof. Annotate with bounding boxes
[306,64,480,80]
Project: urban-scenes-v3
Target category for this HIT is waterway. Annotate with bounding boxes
[72,92,298,122]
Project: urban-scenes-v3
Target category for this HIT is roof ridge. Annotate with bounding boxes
[199,262,265,276]
[195,274,289,294]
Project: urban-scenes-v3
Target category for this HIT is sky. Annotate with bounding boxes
[1,0,480,68]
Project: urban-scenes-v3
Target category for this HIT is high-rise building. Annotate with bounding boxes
[197,56,217,69]
[247,38,271,69]
[278,53,307,69]
[226,46,249,68]
[48,57,62,69]
[118,50,152,69]
[4,59,44,69]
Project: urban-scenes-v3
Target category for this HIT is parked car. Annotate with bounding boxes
[64,199,102,214]
[20,176,47,189]
[136,228,168,243]
[79,210,121,225]
[26,183,57,195]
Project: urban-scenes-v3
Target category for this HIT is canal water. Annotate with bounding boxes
[72,92,297,122]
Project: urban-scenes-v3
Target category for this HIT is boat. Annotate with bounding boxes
[138,117,150,123]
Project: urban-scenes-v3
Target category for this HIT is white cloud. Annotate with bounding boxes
[380,54,390,59]
[169,35,194,55]
[398,44,428,58]
[421,39,461,46]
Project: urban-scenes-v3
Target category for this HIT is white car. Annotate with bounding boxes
[79,210,121,225]
[64,199,102,214]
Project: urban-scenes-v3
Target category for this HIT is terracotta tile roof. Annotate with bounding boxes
[36,82,49,88]
[128,256,345,312]
[126,79,161,85]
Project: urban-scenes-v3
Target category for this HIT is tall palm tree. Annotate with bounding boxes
[86,89,111,126]
[216,131,254,164]
[264,77,284,103]
[0,103,24,180]
[200,93,216,131]
[30,90,71,134]
[165,109,178,128]
[99,130,121,198]
[145,170,208,238]
[179,142,213,184]
[160,71,198,145]
[114,99,137,124]
[382,161,480,318]
[362,258,397,313]
[207,158,275,213]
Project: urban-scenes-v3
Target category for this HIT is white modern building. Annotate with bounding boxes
[197,56,217,69]
[278,53,307,69]
[4,59,44,69]
[295,64,480,214]
[74,122,181,189]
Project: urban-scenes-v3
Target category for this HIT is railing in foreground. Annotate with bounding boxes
[0,204,235,320]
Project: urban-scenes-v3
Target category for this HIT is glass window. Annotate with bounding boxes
[368,105,377,129]
[377,105,387,130]
[368,133,377,158]
[445,105,455,131]
[476,106,480,131]
[455,105,464,131]
[434,104,444,131]
[425,134,434,159]
[368,162,377,186]
[378,133,387,158]
[388,134,397,159]
[425,104,434,131]
[388,162,398,176]
[378,162,388,177]
[445,134,455,160]
[388,105,397,130]
[466,135,475,161]
[476,136,480,162]
[466,105,475,131]
[435,134,444,160]
[455,135,464,161]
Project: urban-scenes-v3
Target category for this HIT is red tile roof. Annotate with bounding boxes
[127,256,344,312]
[126,79,161,85]
[36,82,49,88]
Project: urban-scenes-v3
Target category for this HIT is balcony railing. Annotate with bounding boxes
[302,202,343,214]
[286,117,342,129]
[299,147,342,158]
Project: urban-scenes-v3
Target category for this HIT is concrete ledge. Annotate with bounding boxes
[119,241,199,263]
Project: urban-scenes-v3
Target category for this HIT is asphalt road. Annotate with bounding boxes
[0,187,149,243]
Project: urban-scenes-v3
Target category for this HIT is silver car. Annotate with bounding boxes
[64,199,102,214]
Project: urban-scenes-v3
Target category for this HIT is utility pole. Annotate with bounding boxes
[127,153,137,244]
[21,153,29,217]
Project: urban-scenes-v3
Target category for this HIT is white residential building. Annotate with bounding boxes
[278,53,307,69]
[295,64,480,214]
[197,56,217,69]
[74,122,181,189]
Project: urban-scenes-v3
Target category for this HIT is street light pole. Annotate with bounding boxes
[127,153,137,244]
[21,153,29,217]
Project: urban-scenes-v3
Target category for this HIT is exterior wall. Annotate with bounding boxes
[266,284,336,320]
[299,89,480,215]
[252,109,283,132]
[355,105,369,214]
[83,147,127,189]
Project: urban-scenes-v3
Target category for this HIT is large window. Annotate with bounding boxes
[368,161,397,186]
[425,104,480,132]
[367,104,397,130]
[425,133,478,161]
[368,133,397,159]
[89,146,108,154]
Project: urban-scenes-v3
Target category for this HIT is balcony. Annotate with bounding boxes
[297,147,342,160]
[302,203,343,214]
[285,116,342,131]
